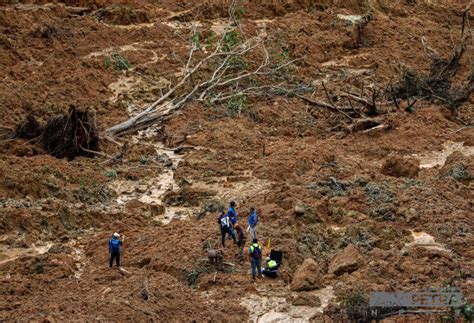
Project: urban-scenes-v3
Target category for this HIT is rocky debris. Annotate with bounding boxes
[308,177,349,197]
[118,267,132,276]
[293,202,328,223]
[294,204,306,215]
[381,156,419,178]
[157,153,173,167]
[328,244,364,276]
[397,207,418,223]
[125,199,164,217]
[337,14,365,25]
[93,5,150,25]
[290,258,323,291]
[293,203,322,223]
[289,292,322,307]
[439,151,473,182]
[404,231,452,258]
[1,0,473,321]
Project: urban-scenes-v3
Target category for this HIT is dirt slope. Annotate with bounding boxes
[0,0,473,321]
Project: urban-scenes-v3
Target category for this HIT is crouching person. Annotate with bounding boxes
[262,257,279,278]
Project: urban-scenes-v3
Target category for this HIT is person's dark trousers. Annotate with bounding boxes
[263,269,278,278]
[109,250,120,268]
[221,226,237,247]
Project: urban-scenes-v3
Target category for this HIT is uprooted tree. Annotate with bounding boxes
[296,4,473,133]
[104,4,306,137]
[105,2,472,138]
[15,106,99,160]
[8,2,472,160]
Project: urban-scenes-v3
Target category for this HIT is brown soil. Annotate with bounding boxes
[0,0,473,321]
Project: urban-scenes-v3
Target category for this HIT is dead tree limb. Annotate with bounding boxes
[105,31,290,136]
[104,0,306,138]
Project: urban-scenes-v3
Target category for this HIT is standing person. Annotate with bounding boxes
[248,207,259,241]
[248,238,263,282]
[234,223,247,261]
[228,201,237,227]
[109,232,123,268]
[218,211,236,247]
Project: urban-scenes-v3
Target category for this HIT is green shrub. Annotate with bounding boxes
[105,169,117,179]
[104,53,131,72]
[340,289,371,321]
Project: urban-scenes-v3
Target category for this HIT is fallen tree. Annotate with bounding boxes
[104,2,302,137]
[104,2,472,139]
[299,5,473,134]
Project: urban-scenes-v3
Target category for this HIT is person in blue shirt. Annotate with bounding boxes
[227,201,237,227]
[109,232,123,268]
[248,207,258,241]
[218,211,236,247]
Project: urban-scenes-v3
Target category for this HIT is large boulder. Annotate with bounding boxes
[125,199,164,218]
[290,258,323,291]
[328,244,364,276]
[439,151,473,182]
[293,202,326,223]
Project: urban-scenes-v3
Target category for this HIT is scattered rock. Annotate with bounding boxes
[149,204,165,216]
[102,287,112,295]
[118,267,131,276]
[93,5,150,25]
[399,248,409,256]
[157,153,173,167]
[137,257,151,268]
[328,244,364,276]
[47,244,64,254]
[397,207,418,223]
[294,203,322,223]
[125,199,164,217]
[439,151,473,182]
[337,14,364,25]
[405,231,452,258]
[381,156,419,178]
[290,258,323,291]
[293,204,306,216]
[42,316,56,323]
[290,292,322,307]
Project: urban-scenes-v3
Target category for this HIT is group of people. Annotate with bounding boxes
[217,201,258,247]
[217,201,279,282]
[107,200,279,282]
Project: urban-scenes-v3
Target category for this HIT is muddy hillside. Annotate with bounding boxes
[0,0,473,321]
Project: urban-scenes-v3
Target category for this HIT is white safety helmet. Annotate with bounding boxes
[113,232,120,238]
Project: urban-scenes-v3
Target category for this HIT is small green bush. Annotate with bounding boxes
[104,53,131,72]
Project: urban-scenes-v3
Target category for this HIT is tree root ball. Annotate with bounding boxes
[15,106,99,160]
